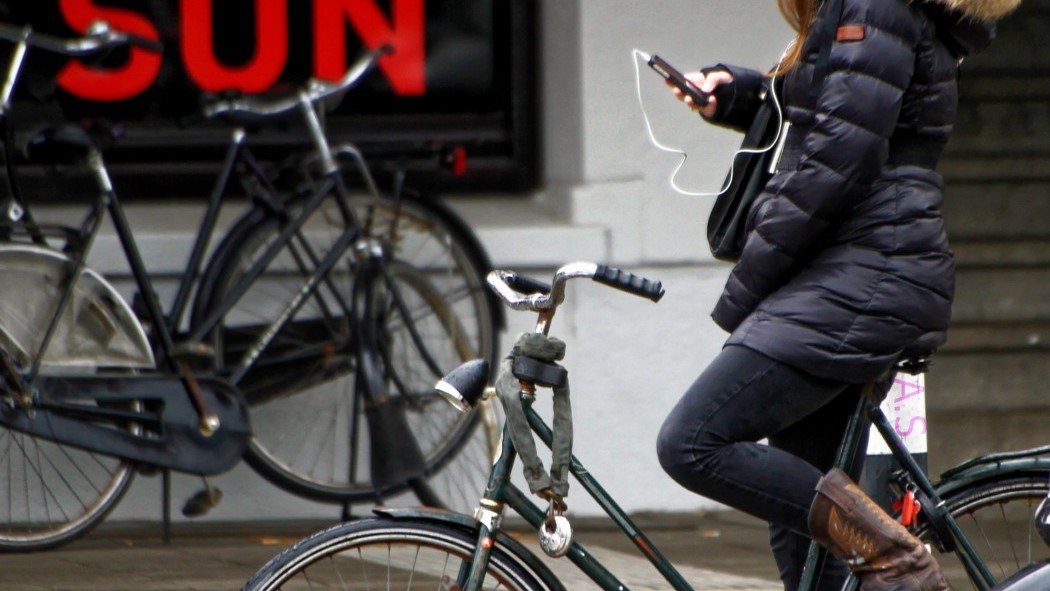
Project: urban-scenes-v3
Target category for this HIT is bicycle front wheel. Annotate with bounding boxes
[193,190,499,507]
[916,471,1050,590]
[242,518,547,591]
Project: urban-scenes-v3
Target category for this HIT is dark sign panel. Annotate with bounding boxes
[2,0,537,196]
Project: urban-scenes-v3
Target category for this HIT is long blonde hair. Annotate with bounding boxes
[777,0,818,71]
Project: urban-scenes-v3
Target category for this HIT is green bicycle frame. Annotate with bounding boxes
[456,385,1050,591]
[459,395,695,591]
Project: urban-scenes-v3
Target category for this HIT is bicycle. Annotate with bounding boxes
[0,22,500,551]
[243,261,1050,591]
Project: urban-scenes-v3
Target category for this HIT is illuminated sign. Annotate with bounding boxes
[5,0,537,194]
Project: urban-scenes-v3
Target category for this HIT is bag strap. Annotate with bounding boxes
[808,0,845,103]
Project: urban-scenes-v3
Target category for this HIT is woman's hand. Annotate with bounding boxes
[668,69,733,119]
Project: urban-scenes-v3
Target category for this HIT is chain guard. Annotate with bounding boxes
[0,374,250,475]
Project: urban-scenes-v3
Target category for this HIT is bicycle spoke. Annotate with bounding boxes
[0,416,131,549]
[964,506,1007,578]
[919,474,1050,590]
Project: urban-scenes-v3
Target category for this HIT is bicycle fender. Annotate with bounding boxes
[0,244,154,369]
[372,507,567,591]
[935,465,1050,499]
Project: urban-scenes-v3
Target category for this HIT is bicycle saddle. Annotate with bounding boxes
[896,330,946,375]
[199,88,300,130]
[23,121,122,165]
[901,331,946,359]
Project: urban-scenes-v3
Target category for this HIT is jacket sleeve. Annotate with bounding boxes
[711,5,918,333]
[700,63,768,132]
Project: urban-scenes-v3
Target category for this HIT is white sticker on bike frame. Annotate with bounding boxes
[867,373,928,455]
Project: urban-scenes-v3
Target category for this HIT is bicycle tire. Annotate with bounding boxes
[0,422,134,552]
[241,518,549,591]
[191,189,500,508]
[0,248,140,551]
[913,470,1050,590]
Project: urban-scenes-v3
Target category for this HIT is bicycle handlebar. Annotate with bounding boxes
[0,20,162,57]
[202,44,393,122]
[487,262,665,312]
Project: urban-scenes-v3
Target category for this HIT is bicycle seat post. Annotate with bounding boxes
[298,92,337,175]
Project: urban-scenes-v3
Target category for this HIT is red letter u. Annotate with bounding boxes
[181,0,288,93]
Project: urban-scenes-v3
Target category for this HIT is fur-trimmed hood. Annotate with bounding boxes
[927,0,1021,21]
[921,0,1018,56]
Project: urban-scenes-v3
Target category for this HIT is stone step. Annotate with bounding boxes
[949,94,1050,152]
[926,407,1050,477]
[942,181,1050,239]
[925,350,1050,473]
[952,265,1050,323]
[942,320,1050,353]
[920,0,1050,472]
[951,239,1050,266]
[939,155,1050,183]
[959,75,1050,102]
[927,350,1050,413]
[961,1,1050,73]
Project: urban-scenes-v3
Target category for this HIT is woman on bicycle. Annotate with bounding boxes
[655,0,1020,589]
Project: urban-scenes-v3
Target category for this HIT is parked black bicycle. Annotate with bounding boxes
[0,22,501,551]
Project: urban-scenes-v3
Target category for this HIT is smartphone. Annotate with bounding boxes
[647,54,710,106]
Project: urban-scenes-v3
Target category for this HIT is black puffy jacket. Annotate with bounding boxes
[708,0,1018,383]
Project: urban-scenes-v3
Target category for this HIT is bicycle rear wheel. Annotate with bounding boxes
[193,190,499,509]
[0,428,134,552]
[915,471,1050,590]
[242,518,547,591]
[0,247,139,551]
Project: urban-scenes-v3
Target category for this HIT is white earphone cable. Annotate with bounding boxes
[631,48,787,198]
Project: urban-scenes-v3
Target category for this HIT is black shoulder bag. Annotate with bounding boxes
[706,0,844,262]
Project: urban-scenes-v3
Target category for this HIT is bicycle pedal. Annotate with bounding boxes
[181,487,223,518]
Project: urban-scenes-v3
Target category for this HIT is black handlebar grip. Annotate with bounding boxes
[505,272,551,296]
[593,264,665,302]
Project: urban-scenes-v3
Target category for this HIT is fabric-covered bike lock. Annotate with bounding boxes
[495,332,573,506]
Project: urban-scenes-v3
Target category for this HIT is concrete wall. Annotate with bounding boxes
[46,1,793,523]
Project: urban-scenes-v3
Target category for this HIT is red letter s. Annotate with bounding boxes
[56,0,162,101]
[314,0,425,95]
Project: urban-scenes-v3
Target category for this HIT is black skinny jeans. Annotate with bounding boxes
[657,345,868,591]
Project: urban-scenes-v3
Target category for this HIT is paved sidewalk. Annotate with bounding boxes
[2,511,782,591]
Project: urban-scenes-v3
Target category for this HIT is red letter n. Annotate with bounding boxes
[314,0,425,95]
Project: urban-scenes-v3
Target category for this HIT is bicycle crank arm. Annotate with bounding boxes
[0,374,250,475]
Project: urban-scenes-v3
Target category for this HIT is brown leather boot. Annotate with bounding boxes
[808,468,949,591]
